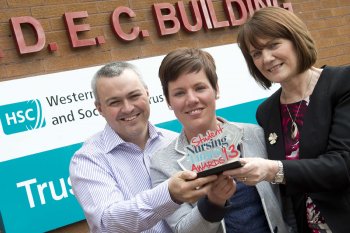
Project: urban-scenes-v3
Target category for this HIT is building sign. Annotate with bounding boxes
[0,1,292,58]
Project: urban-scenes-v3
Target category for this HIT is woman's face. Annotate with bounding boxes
[167,69,218,140]
[249,38,299,84]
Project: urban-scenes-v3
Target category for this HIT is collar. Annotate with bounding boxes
[102,122,161,153]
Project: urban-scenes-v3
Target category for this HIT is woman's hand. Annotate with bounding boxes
[223,158,278,185]
[207,174,236,206]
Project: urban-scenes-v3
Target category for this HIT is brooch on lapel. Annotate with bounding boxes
[268,133,278,145]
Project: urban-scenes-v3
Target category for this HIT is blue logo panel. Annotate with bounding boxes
[0,99,46,135]
[0,144,85,233]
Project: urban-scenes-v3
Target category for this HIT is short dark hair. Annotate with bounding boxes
[158,48,218,103]
[91,62,146,103]
[237,7,317,89]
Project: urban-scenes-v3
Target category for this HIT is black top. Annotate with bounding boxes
[256,65,350,233]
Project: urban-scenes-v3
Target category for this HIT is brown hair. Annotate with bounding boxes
[158,48,218,103]
[237,7,317,89]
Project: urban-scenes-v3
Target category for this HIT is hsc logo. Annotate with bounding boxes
[0,99,46,135]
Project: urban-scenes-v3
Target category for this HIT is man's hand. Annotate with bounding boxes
[168,170,217,204]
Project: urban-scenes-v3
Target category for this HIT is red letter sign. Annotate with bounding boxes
[206,0,229,28]
[153,3,180,36]
[10,16,45,54]
[111,6,140,41]
[64,11,96,48]
[176,0,203,32]
[224,0,248,26]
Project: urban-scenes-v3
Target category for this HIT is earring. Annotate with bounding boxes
[216,94,220,99]
[168,105,173,110]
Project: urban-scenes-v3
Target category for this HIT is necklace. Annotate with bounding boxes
[284,70,313,139]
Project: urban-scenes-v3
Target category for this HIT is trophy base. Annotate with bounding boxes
[196,160,243,178]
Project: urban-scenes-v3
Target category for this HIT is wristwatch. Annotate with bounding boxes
[272,161,284,184]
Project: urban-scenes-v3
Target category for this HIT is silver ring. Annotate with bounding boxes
[242,177,247,182]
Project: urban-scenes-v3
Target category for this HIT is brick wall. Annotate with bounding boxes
[291,0,350,67]
[1,0,349,232]
[1,0,349,82]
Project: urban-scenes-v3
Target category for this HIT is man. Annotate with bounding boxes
[69,62,217,233]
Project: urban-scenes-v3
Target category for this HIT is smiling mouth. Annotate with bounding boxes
[268,63,283,72]
[186,108,204,115]
[120,113,140,121]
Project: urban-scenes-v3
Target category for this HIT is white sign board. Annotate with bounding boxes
[0,44,278,232]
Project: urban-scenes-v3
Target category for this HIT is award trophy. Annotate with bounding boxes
[177,123,244,177]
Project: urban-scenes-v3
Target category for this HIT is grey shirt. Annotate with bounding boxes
[150,118,290,233]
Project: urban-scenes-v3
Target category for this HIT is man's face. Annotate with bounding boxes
[95,69,150,142]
